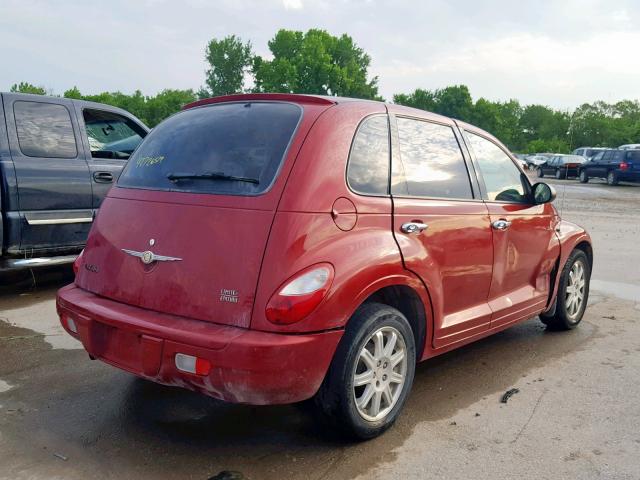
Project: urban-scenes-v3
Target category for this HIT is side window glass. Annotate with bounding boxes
[347,115,390,195]
[392,117,473,199]
[83,109,145,160]
[14,101,77,158]
[612,150,624,163]
[602,150,614,162]
[465,132,528,203]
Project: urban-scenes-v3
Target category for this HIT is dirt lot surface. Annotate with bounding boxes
[1,176,639,480]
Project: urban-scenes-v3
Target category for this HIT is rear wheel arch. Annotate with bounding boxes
[349,284,429,361]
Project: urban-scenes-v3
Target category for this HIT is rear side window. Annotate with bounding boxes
[465,132,528,203]
[611,150,625,163]
[347,115,390,195]
[392,117,473,199]
[14,101,77,158]
[119,102,301,195]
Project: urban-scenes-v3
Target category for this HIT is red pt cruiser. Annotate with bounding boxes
[57,94,593,439]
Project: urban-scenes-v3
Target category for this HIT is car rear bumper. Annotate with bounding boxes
[56,284,342,404]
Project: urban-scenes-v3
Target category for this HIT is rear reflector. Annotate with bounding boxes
[175,353,211,376]
[620,162,629,171]
[65,315,78,334]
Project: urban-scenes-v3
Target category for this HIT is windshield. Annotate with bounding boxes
[118,101,302,195]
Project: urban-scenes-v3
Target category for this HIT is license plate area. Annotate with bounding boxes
[86,320,163,376]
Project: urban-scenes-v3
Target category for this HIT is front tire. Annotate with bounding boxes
[607,171,619,186]
[540,249,590,330]
[579,169,589,183]
[315,303,416,440]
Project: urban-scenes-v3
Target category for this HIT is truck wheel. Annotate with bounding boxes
[315,303,416,440]
[540,249,590,330]
[579,170,589,183]
[555,168,566,180]
[607,171,619,186]
[537,168,544,178]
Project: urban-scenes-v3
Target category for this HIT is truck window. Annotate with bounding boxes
[83,109,145,159]
[14,101,77,158]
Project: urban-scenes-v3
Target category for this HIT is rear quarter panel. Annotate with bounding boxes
[252,102,432,335]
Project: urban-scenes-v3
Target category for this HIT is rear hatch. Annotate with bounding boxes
[75,99,327,328]
[625,150,640,172]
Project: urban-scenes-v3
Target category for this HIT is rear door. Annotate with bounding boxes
[462,130,559,327]
[389,112,494,348]
[73,102,149,211]
[2,94,92,252]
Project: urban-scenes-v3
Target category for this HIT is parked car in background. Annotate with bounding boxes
[578,149,640,185]
[57,93,593,440]
[572,147,608,160]
[513,153,529,170]
[526,153,552,169]
[0,93,149,271]
[618,144,640,150]
[537,154,586,179]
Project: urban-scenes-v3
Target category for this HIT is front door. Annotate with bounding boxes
[73,103,148,211]
[389,113,494,348]
[2,94,92,252]
[463,130,560,328]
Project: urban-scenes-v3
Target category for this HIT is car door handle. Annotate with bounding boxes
[492,219,512,230]
[401,222,429,234]
[93,172,114,183]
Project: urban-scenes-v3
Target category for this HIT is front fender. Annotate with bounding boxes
[546,220,592,311]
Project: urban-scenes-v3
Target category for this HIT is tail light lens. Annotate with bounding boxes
[620,162,629,171]
[73,249,84,276]
[266,263,335,325]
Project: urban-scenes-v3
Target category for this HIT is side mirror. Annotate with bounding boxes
[532,182,556,204]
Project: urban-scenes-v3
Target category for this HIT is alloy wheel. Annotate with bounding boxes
[352,326,407,422]
[565,260,586,320]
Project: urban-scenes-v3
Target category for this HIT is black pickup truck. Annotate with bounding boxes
[0,92,149,271]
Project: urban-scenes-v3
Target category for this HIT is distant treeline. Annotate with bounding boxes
[9,29,640,153]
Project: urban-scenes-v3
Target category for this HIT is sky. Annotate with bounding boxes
[1,0,639,110]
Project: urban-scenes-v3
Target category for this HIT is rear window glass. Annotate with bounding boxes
[626,150,640,161]
[118,102,301,195]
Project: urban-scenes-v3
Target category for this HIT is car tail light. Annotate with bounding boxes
[265,263,335,325]
[73,249,84,276]
[175,353,211,376]
[620,162,629,171]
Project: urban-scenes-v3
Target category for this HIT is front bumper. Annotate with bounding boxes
[56,284,342,404]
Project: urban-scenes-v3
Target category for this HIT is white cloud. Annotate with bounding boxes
[282,0,303,10]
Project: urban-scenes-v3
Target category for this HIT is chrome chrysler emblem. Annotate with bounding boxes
[122,248,182,265]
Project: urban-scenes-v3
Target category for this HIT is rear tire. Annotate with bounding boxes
[607,171,619,186]
[540,250,590,330]
[579,169,589,183]
[555,168,566,180]
[314,303,416,440]
[537,168,544,178]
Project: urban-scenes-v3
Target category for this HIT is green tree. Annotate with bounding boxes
[10,82,47,95]
[204,35,253,97]
[253,29,379,99]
